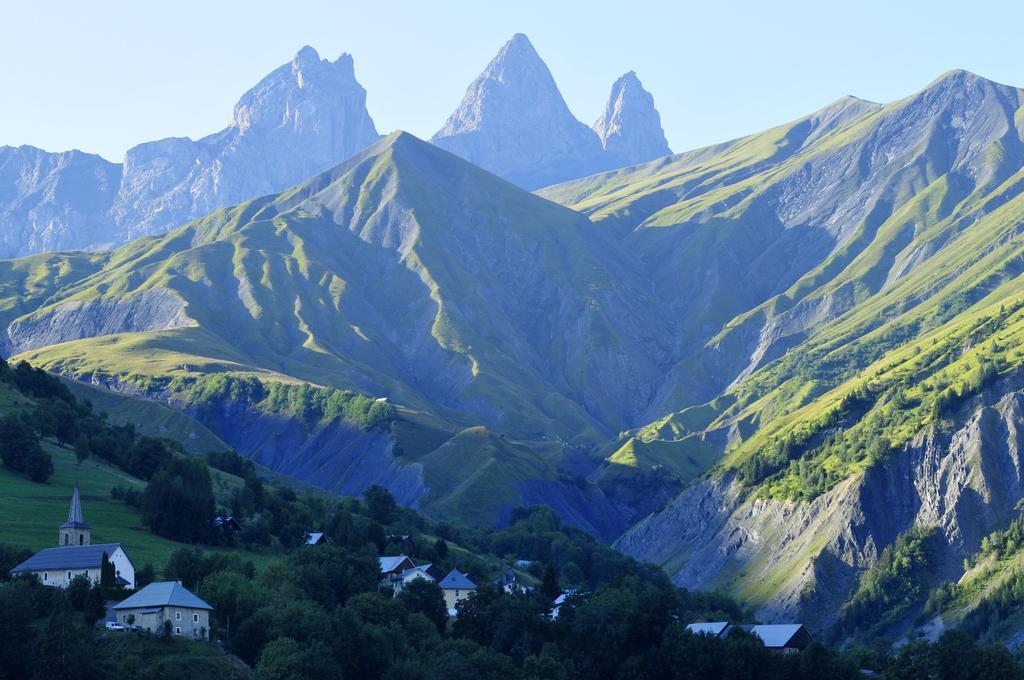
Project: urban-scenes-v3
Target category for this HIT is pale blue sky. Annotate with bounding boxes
[3,0,1022,161]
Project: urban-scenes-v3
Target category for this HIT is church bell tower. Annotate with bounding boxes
[58,482,91,547]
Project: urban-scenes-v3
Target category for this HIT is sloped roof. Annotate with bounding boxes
[10,544,123,573]
[113,581,212,611]
[750,624,810,648]
[60,482,90,530]
[438,569,476,590]
[379,555,414,573]
[398,564,435,581]
[687,621,730,637]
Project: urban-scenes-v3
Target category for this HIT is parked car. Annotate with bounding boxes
[105,621,126,631]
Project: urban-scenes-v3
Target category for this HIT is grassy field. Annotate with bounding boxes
[63,379,230,455]
[0,441,279,575]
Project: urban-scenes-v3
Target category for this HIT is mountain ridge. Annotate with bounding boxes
[8,67,1024,638]
[431,34,672,188]
[0,46,380,258]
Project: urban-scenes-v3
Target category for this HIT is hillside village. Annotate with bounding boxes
[3,482,827,656]
[1,361,1022,677]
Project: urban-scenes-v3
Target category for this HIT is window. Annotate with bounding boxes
[175,611,181,621]
[66,571,71,581]
[43,572,47,582]
[175,627,181,635]
[79,535,83,545]
[193,613,199,623]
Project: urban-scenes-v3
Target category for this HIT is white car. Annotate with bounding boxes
[105,621,127,631]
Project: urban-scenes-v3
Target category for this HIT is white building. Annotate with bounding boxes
[9,482,135,588]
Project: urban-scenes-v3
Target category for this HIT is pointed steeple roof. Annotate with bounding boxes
[60,482,90,529]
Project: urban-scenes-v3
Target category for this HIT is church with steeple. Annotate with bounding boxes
[60,481,91,546]
[9,482,136,588]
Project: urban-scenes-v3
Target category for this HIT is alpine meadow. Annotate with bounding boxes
[5,9,1024,678]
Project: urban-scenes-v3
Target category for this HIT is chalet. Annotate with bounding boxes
[686,620,814,651]
[438,569,477,615]
[749,624,814,651]
[113,581,213,638]
[305,532,328,545]
[9,483,135,588]
[391,564,436,594]
[379,555,416,580]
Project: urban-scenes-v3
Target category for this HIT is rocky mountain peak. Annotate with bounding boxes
[430,34,607,189]
[593,70,671,166]
[232,48,369,135]
[292,45,321,67]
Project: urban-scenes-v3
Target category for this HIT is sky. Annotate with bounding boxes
[3,0,1023,162]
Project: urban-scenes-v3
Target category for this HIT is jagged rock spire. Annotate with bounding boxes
[593,71,671,167]
[431,33,606,189]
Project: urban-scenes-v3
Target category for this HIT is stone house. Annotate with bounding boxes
[113,581,213,638]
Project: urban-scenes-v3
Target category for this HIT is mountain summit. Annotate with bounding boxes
[593,71,672,166]
[430,34,606,189]
[112,46,381,243]
[0,47,380,257]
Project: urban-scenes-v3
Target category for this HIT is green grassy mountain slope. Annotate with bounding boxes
[586,71,1024,629]
[0,132,679,535]
[0,381,276,572]
[8,69,1024,630]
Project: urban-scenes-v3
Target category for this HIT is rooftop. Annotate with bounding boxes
[60,482,90,530]
[749,624,811,648]
[10,543,123,573]
[379,555,414,573]
[438,569,477,590]
[113,581,212,611]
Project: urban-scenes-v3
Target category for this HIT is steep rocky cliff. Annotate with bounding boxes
[0,47,379,257]
[617,380,1024,631]
[431,34,672,189]
[0,146,121,255]
[593,71,671,167]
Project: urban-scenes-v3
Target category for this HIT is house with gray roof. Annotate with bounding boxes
[9,483,135,588]
[113,581,213,638]
[379,555,416,577]
[748,624,814,651]
[685,619,814,651]
[438,569,477,614]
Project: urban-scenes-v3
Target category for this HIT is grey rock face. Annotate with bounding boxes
[0,47,379,258]
[593,71,671,167]
[0,146,122,256]
[616,381,1024,632]
[3,289,194,356]
[431,34,671,189]
[111,47,380,241]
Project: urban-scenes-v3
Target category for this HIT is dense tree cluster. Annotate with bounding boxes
[835,527,941,640]
[171,373,396,430]
[0,357,188,485]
